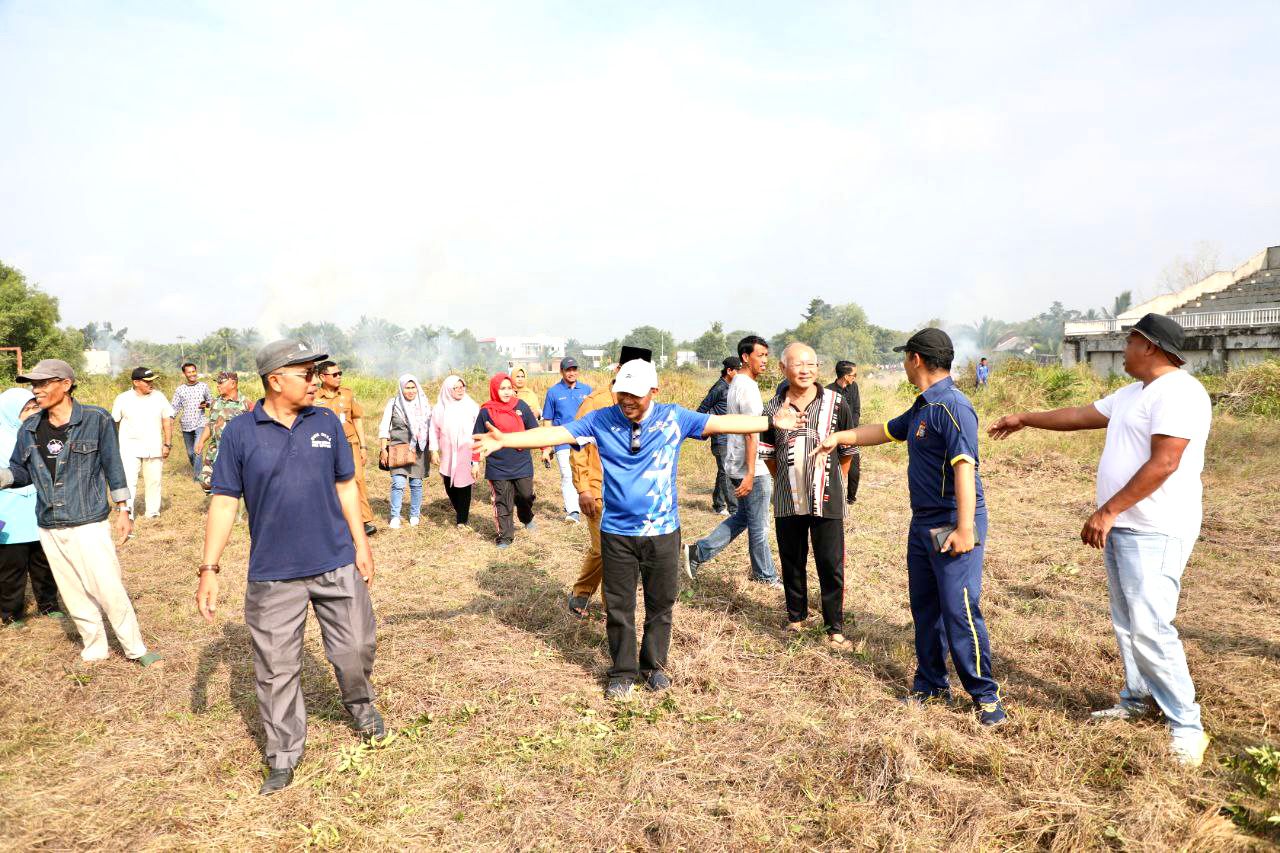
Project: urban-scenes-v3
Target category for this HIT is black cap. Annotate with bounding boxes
[559,357,579,370]
[722,356,742,371]
[893,328,954,362]
[1124,313,1186,365]
[619,346,652,364]
[130,367,158,382]
[256,339,328,375]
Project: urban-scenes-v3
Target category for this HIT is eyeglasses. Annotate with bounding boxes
[324,371,343,378]
[30,378,68,390]
[629,422,642,454]
[273,367,319,382]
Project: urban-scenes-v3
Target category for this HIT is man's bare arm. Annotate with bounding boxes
[989,405,1109,439]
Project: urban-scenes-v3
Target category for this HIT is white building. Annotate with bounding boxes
[675,350,699,367]
[478,334,567,373]
[581,348,606,368]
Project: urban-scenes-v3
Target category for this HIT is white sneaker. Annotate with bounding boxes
[1090,703,1146,721]
[389,517,402,529]
[409,516,420,527]
[718,509,730,517]
[1170,731,1210,768]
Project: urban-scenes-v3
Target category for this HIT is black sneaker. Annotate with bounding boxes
[353,707,385,741]
[364,522,377,536]
[604,679,634,701]
[682,544,699,580]
[976,699,1008,726]
[644,671,671,692]
[259,766,294,795]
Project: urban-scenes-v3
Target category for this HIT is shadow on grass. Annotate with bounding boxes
[190,621,352,763]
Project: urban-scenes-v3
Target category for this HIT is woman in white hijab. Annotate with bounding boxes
[378,374,430,528]
[431,375,480,528]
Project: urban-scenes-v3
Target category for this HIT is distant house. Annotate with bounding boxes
[581,349,606,368]
[675,350,699,368]
[82,349,113,375]
[478,334,567,374]
[994,334,1036,356]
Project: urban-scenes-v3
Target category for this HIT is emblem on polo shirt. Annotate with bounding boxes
[916,421,927,439]
[311,432,332,448]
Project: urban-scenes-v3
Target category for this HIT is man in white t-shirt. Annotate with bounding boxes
[988,314,1212,767]
[683,335,780,586]
[111,367,175,518]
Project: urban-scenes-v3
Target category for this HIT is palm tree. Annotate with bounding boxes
[1100,290,1133,319]
[212,328,240,371]
[957,316,1010,351]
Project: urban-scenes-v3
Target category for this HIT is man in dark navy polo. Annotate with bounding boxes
[813,328,1006,725]
[196,339,381,795]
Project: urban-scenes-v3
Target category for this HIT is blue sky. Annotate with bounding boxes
[2,1,1277,343]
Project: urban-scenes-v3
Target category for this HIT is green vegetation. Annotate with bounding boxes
[0,261,85,383]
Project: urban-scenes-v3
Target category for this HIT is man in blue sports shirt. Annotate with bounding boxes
[813,328,1007,726]
[541,357,592,522]
[475,359,799,700]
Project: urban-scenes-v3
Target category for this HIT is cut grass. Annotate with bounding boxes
[0,370,1276,849]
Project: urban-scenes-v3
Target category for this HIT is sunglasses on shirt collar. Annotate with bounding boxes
[630,422,641,454]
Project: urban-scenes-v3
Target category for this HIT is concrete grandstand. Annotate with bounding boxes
[1062,245,1280,375]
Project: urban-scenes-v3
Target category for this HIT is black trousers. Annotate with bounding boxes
[600,530,681,681]
[0,540,60,622]
[490,477,534,544]
[776,515,845,634]
[441,474,473,524]
[710,444,738,513]
[847,452,861,502]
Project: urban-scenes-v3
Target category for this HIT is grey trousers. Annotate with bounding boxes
[244,563,377,770]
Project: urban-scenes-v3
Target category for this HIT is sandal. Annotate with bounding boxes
[826,633,851,648]
[785,620,807,633]
[567,595,589,619]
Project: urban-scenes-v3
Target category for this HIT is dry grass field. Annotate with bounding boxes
[1,367,1278,850]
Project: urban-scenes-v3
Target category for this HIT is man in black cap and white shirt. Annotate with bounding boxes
[989,313,1212,767]
[111,367,174,519]
[696,355,741,515]
[0,359,162,667]
[196,339,381,795]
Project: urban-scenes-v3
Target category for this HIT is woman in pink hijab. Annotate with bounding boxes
[430,375,481,527]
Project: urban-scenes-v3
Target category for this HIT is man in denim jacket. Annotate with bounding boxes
[0,359,160,666]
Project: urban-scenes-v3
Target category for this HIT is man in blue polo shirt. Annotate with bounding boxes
[541,357,592,522]
[475,359,799,700]
[813,328,1006,726]
[196,339,381,795]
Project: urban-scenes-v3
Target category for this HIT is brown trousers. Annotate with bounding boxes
[572,500,604,599]
[353,446,374,524]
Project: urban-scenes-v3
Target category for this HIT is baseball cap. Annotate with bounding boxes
[722,356,742,371]
[893,328,955,362]
[612,359,659,397]
[559,357,579,370]
[130,367,158,382]
[619,345,653,364]
[16,359,75,383]
[256,339,328,376]
[1124,313,1186,365]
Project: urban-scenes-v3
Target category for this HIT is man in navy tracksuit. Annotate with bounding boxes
[813,328,1006,725]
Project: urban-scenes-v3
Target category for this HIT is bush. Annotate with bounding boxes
[1201,360,1280,418]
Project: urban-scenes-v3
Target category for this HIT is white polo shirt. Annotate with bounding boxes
[1093,369,1211,541]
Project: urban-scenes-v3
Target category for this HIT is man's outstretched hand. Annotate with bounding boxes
[472,423,506,459]
[987,413,1026,440]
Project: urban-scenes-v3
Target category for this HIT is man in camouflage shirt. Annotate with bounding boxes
[195,372,253,491]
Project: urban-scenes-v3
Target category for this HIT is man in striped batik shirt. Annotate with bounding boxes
[759,343,857,648]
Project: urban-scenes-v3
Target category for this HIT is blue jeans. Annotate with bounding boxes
[1104,528,1202,737]
[389,474,422,521]
[691,476,776,582]
[182,429,200,478]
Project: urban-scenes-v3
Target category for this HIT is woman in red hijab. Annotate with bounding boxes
[473,373,540,547]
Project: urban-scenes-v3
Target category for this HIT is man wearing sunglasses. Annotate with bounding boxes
[314,361,376,536]
[197,339,381,795]
[474,359,800,701]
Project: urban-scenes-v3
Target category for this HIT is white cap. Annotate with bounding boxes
[612,359,659,397]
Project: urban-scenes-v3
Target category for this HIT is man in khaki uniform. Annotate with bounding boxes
[315,361,376,536]
[565,347,649,618]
